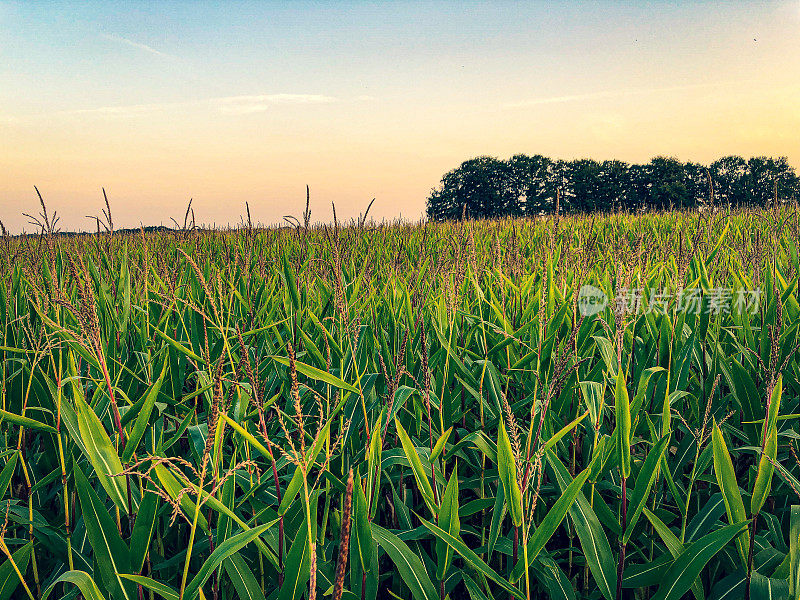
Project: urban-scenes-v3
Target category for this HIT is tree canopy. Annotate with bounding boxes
[427,154,800,219]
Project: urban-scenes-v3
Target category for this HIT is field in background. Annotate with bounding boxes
[1,206,800,600]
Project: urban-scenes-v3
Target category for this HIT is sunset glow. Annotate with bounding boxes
[2,1,799,231]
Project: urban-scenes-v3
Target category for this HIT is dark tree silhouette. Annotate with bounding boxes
[711,155,749,207]
[426,156,518,220]
[427,154,799,219]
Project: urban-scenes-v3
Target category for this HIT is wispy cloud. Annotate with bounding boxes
[100,32,174,59]
[504,90,624,109]
[55,101,186,118]
[214,94,337,115]
[503,81,747,109]
[28,93,339,120]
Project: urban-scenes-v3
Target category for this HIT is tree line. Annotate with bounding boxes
[426,154,800,220]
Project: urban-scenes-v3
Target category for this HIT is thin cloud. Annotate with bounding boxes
[215,94,337,115]
[503,81,747,109]
[100,32,175,59]
[15,93,340,121]
[56,101,186,118]
[504,90,622,108]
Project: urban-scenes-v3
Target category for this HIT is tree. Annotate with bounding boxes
[626,163,651,212]
[508,154,557,216]
[684,162,710,208]
[645,156,694,210]
[426,157,517,221]
[567,159,602,213]
[710,156,748,207]
[427,153,799,219]
[596,160,631,212]
[746,156,799,206]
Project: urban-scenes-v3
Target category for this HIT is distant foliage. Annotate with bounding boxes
[427,154,800,219]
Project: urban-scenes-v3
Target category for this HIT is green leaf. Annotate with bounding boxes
[652,522,749,600]
[487,481,506,559]
[547,450,616,600]
[615,370,631,479]
[711,420,750,568]
[270,355,358,394]
[371,524,440,600]
[463,573,493,600]
[0,451,18,499]
[0,409,55,433]
[181,479,277,569]
[119,575,178,600]
[0,542,32,600]
[74,464,134,600]
[183,523,271,600]
[223,553,268,600]
[765,374,783,435]
[130,490,159,574]
[661,369,672,437]
[120,250,131,336]
[436,465,460,581]
[750,572,790,600]
[121,362,166,463]
[630,367,665,424]
[752,375,782,516]
[534,555,577,600]
[160,409,194,453]
[278,415,335,516]
[580,381,605,428]
[719,357,760,445]
[621,554,672,590]
[43,571,107,600]
[588,435,611,482]
[366,413,383,519]
[153,326,204,363]
[623,434,670,543]
[388,386,416,424]
[791,505,800,598]
[542,410,589,454]
[430,426,452,463]
[418,516,525,600]
[395,418,436,514]
[751,427,777,517]
[73,392,132,513]
[152,464,208,533]
[497,415,523,527]
[278,524,312,600]
[212,477,233,557]
[220,413,272,461]
[511,467,591,582]
[280,251,300,311]
[353,476,372,572]
[643,508,704,600]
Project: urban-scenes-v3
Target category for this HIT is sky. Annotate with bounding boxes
[1,1,799,232]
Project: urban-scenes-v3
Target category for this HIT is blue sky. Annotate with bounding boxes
[2,1,799,230]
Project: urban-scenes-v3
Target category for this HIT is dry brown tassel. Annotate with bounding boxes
[332,469,354,600]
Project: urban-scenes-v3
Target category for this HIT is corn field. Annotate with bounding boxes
[2,205,800,600]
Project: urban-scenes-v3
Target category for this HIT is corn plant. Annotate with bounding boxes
[0,203,799,600]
